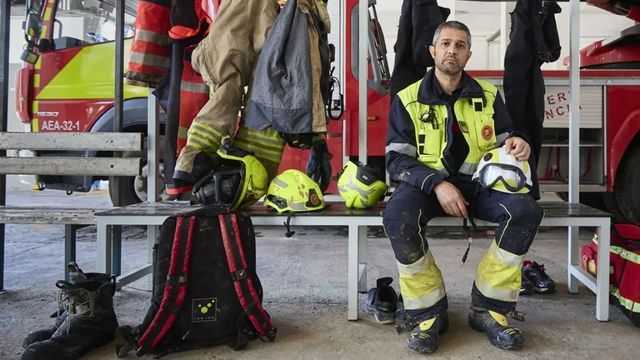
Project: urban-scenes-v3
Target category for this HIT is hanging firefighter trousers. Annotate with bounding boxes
[381,177,543,320]
[174,0,281,181]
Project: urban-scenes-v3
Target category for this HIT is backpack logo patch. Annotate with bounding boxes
[192,297,218,322]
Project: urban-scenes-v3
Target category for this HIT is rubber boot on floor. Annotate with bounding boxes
[21,263,118,360]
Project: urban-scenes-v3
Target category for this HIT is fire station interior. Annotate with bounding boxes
[2,0,640,359]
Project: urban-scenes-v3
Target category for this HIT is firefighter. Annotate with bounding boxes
[382,21,543,353]
[171,0,285,193]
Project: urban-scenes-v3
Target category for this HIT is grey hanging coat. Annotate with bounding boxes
[244,0,331,134]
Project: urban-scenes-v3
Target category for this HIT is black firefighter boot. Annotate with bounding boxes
[468,307,525,350]
[21,263,118,360]
[407,313,449,354]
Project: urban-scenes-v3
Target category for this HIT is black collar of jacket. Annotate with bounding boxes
[417,69,486,106]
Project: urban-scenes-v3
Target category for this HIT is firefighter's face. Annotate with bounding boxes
[429,27,472,76]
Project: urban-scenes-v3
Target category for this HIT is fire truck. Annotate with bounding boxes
[15,0,640,225]
[15,0,155,205]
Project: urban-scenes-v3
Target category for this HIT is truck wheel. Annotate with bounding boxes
[615,146,640,225]
[109,161,167,205]
[108,135,167,206]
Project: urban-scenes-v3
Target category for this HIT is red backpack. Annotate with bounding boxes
[582,224,640,327]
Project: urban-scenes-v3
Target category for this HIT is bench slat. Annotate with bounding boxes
[0,207,96,225]
[0,132,143,152]
[0,157,141,176]
[93,201,612,219]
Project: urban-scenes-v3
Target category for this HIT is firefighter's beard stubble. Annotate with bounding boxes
[437,58,462,76]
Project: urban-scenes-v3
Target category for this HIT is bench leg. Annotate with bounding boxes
[111,226,122,276]
[358,226,368,294]
[595,220,610,321]
[96,220,112,274]
[567,226,580,294]
[348,224,359,321]
[147,225,158,286]
[64,225,78,281]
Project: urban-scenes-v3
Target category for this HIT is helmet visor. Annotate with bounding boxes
[476,163,527,192]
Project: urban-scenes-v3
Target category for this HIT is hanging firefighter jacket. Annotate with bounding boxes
[244,0,332,136]
[125,0,172,87]
[389,0,450,99]
[126,0,215,88]
[128,0,213,190]
[503,0,561,200]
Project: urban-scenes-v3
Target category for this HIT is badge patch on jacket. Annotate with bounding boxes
[481,125,494,140]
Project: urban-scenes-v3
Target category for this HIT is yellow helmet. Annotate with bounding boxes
[263,169,325,213]
[472,145,532,194]
[193,138,268,210]
[337,161,388,209]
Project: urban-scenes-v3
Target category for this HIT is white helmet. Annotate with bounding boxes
[472,145,532,194]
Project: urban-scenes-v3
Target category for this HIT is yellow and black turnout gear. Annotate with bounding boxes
[173,0,282,188]
[382,69,543,324]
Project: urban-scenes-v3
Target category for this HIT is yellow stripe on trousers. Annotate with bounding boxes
[186,123,225,151]
[475,240,524,303]
[397,249,446,310]
[234,127,285,164]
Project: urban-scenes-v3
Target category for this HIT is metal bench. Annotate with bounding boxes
[94,200,611,322]
[0,132,144,281]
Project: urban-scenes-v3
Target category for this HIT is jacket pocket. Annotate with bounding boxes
[417,129,442,163]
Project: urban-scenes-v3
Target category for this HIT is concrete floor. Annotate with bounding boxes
[0,190,638,360]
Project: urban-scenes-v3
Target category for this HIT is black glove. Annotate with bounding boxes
[306,139,332,193]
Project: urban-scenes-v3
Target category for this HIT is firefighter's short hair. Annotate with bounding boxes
[432,20,472,48]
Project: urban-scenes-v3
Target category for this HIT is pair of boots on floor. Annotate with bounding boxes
[366,278,525,354]
[404,303,525,354]
[21,263,118,360]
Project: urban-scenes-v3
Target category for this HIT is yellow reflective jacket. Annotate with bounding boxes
[386,70,513,193]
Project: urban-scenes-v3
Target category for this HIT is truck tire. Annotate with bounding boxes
[615,146,640,225]
[108,136,166,206]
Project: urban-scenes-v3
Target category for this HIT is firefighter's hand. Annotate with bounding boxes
[505,137,530,161]
[433,181,469,218]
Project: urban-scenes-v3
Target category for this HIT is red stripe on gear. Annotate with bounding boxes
[151,216,196,348]
[166,184,193,195]
[182,216,197,274]
[137,216,185,347]
[151,313,177,348]
[218,214,255,328]
[127,63,170,76]
[230,214,274,334]
[130,42,171,57]
[218,214,238,273]
[136,1,171,33]
[178,60,208,153]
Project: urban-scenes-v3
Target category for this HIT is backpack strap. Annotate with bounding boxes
[136,215,197,355]
[219,213,277,341]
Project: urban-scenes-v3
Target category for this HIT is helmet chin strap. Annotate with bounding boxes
[283,213,296,238]
[461,210,478,265]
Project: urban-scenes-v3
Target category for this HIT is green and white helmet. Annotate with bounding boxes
[472,145,532,194]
